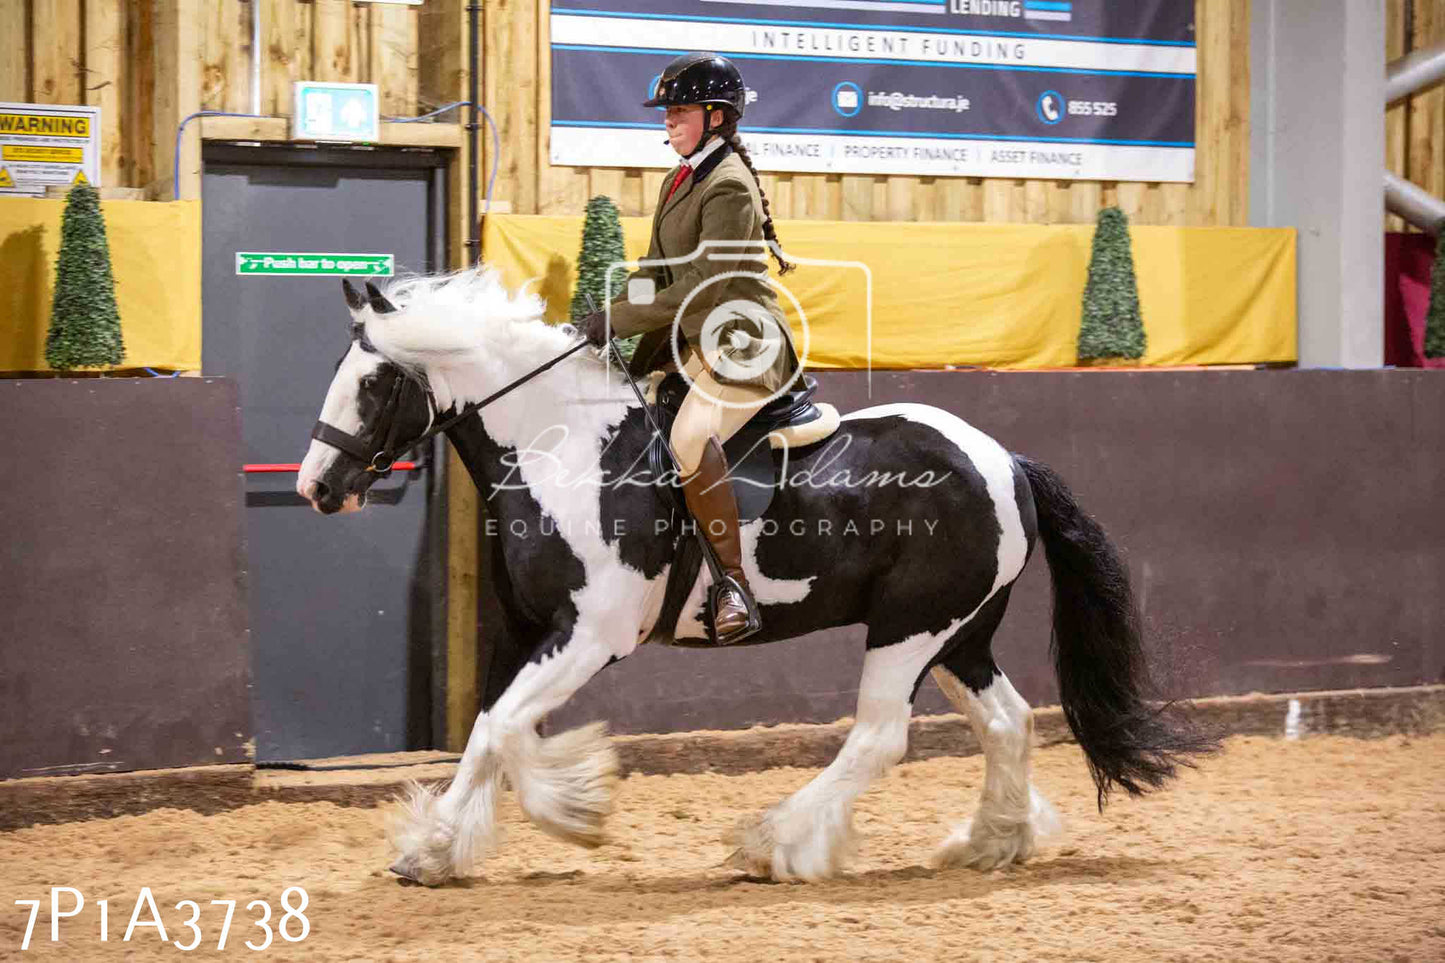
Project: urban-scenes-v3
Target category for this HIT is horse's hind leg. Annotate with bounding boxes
[930,591,1061,870]
[726,617,971,882]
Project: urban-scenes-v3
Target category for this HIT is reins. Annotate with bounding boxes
[312,337,594,474]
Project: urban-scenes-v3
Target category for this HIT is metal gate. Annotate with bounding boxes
[202,143,448,761]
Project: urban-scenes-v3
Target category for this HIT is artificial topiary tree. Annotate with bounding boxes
[1077,206,1146,364]
[1425,224,1445,359]
[570,195,640,362]
[45,182,125,371]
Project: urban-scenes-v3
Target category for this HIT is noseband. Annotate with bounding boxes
[311,338,594,475]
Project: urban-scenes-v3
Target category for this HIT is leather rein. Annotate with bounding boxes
[310,338,594,475]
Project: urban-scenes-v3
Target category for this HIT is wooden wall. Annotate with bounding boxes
[7,2,1445,229]
[2,0,1253,225]
[0,1,425,197]
[1387,0,1445,231]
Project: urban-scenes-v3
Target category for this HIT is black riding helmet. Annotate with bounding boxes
[643,52,747,118]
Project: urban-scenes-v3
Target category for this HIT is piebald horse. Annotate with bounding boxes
[297,269,1212,886]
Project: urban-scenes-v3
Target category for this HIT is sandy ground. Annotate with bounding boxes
[2,734,1442,962]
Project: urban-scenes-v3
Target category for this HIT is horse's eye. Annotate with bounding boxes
[360,376,378,391]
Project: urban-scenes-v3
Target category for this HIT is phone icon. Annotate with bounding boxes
[1037,90,1064,125]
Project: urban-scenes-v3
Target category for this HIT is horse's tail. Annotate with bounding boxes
[1016,456,1219,810]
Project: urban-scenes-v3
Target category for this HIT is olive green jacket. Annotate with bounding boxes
[608,147,801,392]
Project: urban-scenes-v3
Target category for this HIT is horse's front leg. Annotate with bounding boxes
[387,625,630,885]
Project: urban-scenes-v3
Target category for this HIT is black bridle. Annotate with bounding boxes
[311,338,595,475]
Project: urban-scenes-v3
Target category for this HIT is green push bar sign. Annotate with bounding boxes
[236,252,394,277]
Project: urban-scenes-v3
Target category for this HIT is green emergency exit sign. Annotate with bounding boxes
[235,252,395,277]
[293,82,380,142]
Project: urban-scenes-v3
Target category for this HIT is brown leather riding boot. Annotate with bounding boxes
[681,437,761,644]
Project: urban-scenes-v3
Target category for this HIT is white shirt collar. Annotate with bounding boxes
[682,134,726,167]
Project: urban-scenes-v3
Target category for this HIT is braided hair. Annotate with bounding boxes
[713,111,794,276]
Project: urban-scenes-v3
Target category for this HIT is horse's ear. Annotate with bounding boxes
[365,281,397,315]
[342,279,366,311]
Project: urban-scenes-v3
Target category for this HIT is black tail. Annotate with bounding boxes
[1017,456,1219,810]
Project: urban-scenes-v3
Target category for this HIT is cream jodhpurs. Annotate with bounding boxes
[669,352,772,475]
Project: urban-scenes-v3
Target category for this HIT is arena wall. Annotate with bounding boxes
[544,369,1445,735]
[0,378,250,779]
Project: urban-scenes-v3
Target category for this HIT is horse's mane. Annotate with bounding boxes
[363,266,592,375]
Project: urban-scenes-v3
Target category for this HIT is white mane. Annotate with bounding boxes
[359,265,623,416]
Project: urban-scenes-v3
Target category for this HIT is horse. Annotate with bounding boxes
[296,268,1214,887]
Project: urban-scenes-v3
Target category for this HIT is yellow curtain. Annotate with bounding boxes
[481,214,1297,369]
[0,198,202,372]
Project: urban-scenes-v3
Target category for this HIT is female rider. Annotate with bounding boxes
[579,52,801,645]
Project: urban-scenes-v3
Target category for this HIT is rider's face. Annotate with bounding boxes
[665,105,720,156]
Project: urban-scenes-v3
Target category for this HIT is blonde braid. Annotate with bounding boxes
[724,129,795,275]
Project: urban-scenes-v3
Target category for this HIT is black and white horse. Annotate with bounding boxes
[297,269,1212,886]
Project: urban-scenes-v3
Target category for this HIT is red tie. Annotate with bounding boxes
[666,163,692,202]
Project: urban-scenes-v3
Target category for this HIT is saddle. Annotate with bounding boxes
[642,372,840,646]
[646,372,838,521]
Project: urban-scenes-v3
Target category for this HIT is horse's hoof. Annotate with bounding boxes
[389,860,417,882]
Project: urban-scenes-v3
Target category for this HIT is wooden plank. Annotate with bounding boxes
[1024,179,1049,224]
[313,0,354,84]
[0,1,28,101]
[445,446,479,753]
[200,115,289,141]
[772,173,795,222]
[34,0,83,104]
[1188,0,1225,226]
[1044,180,1073,224]
[937,176,975,222]
[200,0,248,112]
[1069,180,1102,225]
[85,0,126,188]
[982,178,1013,222]
[1159,182,1190,225]
[1386,0,1407,232]
[143,0,202,199]
[373,2,420,117]
[840,174,871,220]
[821,174,843,220]
[263,0,308,117]
[486,0,539,213]
[534,0,585,216]
[1409,0,1445,203]
[1226,0,1251,226]
[589,168,626,211]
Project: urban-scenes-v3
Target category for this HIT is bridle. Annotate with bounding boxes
[310,337,594,475]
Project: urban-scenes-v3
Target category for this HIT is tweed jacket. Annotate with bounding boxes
[607,144,801,391]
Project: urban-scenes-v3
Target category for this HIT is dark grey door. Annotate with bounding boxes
[202,144,447,761]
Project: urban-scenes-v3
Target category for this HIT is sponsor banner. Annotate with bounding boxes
[551,125,1192,180]
[0,102,102,195]
[548,0,1195,181]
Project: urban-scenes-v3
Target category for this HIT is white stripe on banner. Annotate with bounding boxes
[550,15,1196,74]
[550,125,1195,182]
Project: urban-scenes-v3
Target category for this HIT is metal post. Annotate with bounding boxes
[250,0,262,116]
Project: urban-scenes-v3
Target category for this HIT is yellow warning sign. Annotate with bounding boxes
[3,144,84,163]
[0,113,90,137]
[73,170,88,185]
[0,168,13,189]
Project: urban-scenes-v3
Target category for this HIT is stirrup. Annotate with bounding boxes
[704,574,762,646]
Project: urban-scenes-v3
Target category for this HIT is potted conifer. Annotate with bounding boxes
[44,182,126,373]
[570,195,640,362]
[1077,206,1146,365]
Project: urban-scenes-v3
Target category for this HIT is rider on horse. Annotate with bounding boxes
[579,52,802,645]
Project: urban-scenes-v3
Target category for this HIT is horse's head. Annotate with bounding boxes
[297,279,435,514]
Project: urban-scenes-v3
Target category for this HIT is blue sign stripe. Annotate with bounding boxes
[551,7,1197,47]
[1025,1,1073,10]
[552,43,1193,78]
[554,118,1195,148]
